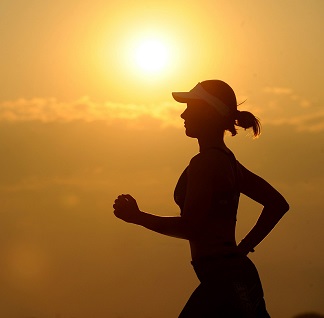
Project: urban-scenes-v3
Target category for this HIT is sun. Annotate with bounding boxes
[134,39,169,73]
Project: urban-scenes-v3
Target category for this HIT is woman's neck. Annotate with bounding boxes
[198,134,227,153]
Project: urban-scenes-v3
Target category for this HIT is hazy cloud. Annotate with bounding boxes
[263,86,294,95]
[1,90,323,131]
[267,110,324,132]
[0,97,182,128]
[258,86,324,132]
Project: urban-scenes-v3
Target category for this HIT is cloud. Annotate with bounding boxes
[267,109,324,132]
[256,86,324,132]
[1,89,323,132]
[263,86,294,95]
[0,97,182,128]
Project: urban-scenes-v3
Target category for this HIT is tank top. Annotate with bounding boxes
[174,148,240,217]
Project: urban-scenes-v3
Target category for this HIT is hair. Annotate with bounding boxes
[200,80,261,138]
[233,110,261,137]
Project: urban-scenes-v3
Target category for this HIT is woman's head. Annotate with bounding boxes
[173,80,261,138]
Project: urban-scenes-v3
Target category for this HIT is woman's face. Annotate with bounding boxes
[180,100,220,138]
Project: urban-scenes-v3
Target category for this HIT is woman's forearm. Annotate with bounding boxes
[238,202,289,252]
[134,212,190,240]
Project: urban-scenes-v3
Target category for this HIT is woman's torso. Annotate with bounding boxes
[174,148,241,260]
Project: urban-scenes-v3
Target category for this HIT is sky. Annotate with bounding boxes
[0,0,324,317]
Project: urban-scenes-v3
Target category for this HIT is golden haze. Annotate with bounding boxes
[0,1,324,317]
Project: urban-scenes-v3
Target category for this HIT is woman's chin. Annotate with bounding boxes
[184,128,198,138]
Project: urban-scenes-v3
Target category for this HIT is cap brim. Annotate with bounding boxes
[172,92,199,103]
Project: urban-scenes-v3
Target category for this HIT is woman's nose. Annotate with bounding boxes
[180,109,186,119]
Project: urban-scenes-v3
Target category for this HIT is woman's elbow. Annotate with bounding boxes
[279,199,290,215]
[268,197,290,215]
[277,192,290,213]
[283,199,290,213]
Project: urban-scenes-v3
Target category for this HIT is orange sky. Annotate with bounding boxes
[0,1,324,317]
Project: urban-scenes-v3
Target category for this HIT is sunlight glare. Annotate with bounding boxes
[134,39,169,73]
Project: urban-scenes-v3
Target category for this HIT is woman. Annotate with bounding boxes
[113,80,289,317]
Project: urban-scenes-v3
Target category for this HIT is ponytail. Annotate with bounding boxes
[235,110,261,137]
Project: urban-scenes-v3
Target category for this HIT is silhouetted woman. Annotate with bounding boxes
[113,80,289,317]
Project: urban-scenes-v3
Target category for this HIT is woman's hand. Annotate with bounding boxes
[113,194,142,223]
[237,239,255,255]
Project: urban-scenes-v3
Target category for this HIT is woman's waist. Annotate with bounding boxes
[189,240,238,261]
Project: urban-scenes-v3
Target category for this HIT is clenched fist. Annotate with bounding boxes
[113,194,142,223]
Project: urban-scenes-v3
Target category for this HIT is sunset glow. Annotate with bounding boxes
[134,39,169,73]
[1,1,324,318]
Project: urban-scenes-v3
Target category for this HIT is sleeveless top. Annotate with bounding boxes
[174,148,240,218]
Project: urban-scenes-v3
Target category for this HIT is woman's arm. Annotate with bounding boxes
[134,210,190,239]
[237,163,290,254]
[113,194,190,239]
[113,152,231,240]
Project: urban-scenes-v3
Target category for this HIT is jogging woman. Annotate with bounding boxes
[113,80,289,317]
